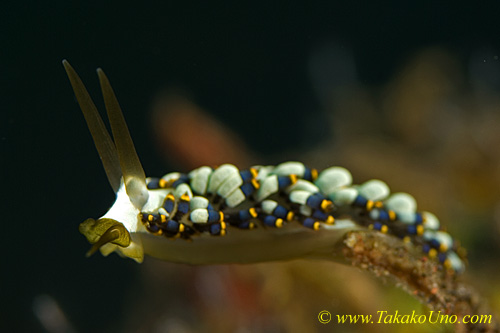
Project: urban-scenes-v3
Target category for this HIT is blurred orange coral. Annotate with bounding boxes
[152,91,255,170]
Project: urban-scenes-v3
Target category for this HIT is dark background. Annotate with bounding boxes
[2,2,500,332]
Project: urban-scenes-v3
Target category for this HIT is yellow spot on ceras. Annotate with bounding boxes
[380,225,388,233]
[160,177,179,188]
[286,211,295,221]
[416,225,424,235]
[251,178,260,189]
[249,208,258,218]
[428,248,438,259]
[219,222,227,236]
[366,200,374,211]
[310,168,318,181]
[388,210,397,221]
[325,215,335,225]
[180,193,190,202]
[374,201,383,208]
[288,174,298,185]
[275,218,284,228]
[313,221,320,230]
[249,167,258,178]
[178,223,185,233]
[159,178,168,188]
[321,199,334,212]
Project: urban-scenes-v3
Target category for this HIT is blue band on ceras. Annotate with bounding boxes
[176,194,190,215]
[302,167,319,182]
[239,168,258,183]
[259,199,295,228]
[240,169,260,198]
[311,209,335,225]
[277,174,298,190]
[231,208,258,229]
[300,207,334,230]
[160,220,185,237]
[146,177,161,189]
[306,193,334,212]
[302,217,321,230]
[353,194,376,211]
[163,194,176,214]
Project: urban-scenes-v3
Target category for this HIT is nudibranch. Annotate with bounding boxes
[63,60,465,272]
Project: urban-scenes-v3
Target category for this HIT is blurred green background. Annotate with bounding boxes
[2,2,500,332]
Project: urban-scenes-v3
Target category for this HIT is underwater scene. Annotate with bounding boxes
[3,2,500,332]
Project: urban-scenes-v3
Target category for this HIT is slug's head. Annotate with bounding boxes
[63,60,149,262]
[79,218,130,257]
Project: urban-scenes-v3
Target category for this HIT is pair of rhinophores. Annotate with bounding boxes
[63,60,465,272]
